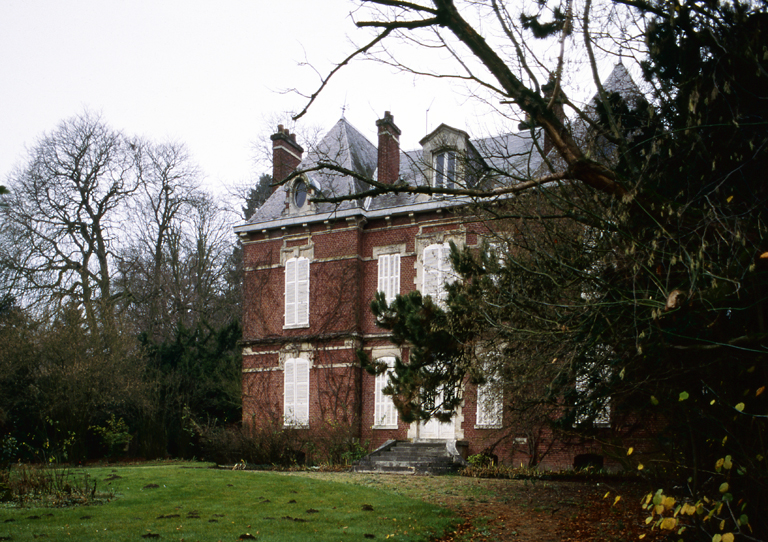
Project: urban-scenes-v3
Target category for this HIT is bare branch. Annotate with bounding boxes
[292,27,395,121]
[286,161,570,204]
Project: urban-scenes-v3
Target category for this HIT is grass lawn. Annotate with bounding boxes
[0,462,456,541]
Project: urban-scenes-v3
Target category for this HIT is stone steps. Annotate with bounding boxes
[353,440,467,475]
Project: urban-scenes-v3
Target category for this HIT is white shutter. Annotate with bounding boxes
[285,257,309,327]
[476,380,502,427]
[438,244,452,304]
[378,255,389,297]
[284,359,295,423]
[296,257,309,325]
[295,358,310,424]
[378,254,401,303]
[389,254,400,302]
[423,245,440,299]
[373,357,398,428]
[284,358,309,426]
[285,259,296,326]
[423,243,451,304]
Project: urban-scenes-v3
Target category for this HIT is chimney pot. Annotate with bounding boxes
[270,125,304,190]
[376,111,402,185]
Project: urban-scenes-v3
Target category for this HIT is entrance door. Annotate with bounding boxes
[417,388,456,440]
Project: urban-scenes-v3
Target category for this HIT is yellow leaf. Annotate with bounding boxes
[660,517,677,530]
[664,496,676,509]
[638,463,644,470]
[722,534,734,542]
[719,482,729,493]
[716,458,724,470]
[627,447,634,456]
[713,535,722,542]
[614,495,622,506]
[639,535,646,540]
[735,403,745,412]
[655,504,665,515]
[604,491,610,499]
[757,386,765,397]
[646,516,654,524]
[723,455,732,470]
[726,195,733,203]
[682,503,697,515]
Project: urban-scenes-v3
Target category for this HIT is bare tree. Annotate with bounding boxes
[0,111,138,332]
[119,140,203,340]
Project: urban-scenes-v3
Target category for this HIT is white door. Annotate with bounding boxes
[418,388,456,440]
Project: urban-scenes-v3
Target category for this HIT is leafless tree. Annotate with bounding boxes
[118,140,203,339]
[0,111,139,332]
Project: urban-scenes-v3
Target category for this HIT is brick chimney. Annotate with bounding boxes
[270,125,304,189]
[375,111,401,184]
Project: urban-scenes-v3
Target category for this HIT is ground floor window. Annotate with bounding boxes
[373,357,398,429]
[284,358,309,426]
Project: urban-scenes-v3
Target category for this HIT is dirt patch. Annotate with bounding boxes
[296,472,667,542]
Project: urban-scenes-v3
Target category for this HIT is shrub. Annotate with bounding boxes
[198,420,370,468]
[3,462,111,506]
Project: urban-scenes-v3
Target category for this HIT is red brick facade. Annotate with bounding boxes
[235,112,649,469]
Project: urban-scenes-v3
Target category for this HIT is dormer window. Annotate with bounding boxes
[435,151,456,189]
[294,180,308,208]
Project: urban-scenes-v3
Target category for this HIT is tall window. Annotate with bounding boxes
[373,357,398,428]
[435,151,456,189]
[476,378,503,428]
[422,243,452,305]
[574,356,612,427]
[284,358,310,426]
[575,370,611,427]
[285,257,309,327]
[377,253,400,303]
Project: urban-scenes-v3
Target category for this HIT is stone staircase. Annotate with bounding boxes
[353,440,467,474]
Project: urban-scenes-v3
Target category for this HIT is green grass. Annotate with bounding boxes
[0,463,456,541]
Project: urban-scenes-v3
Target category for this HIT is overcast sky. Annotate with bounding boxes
[0,0,485,197]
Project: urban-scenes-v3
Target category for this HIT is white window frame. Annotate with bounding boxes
[284,357,310,427]
[575,362,611,427]
[476,376,503,429]
[434,150,456,189]
[373,357,398,429]
[377,253,401,304]
[422,243,453,305]
[284,256,309,328]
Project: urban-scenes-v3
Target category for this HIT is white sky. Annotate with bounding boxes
[0,0,484,197]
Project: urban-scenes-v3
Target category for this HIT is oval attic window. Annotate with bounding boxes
[294,180,307,208]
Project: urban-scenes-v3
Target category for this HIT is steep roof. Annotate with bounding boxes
[246,118,378,224]
[239,64,638,232]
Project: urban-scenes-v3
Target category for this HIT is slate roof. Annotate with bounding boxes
[237,63,636,233]
[248,118,378,224]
